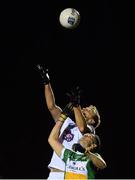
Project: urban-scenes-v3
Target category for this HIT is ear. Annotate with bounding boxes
[85,144,97,153]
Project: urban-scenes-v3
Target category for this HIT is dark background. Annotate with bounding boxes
[0,0,134,179]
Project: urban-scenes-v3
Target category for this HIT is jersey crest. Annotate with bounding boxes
[62,124,75,142]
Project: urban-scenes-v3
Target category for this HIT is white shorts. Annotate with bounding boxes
[47,172,64,180]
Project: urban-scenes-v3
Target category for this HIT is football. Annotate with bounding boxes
[59,8,80,29]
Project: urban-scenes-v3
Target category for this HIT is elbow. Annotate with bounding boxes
[48,137,51,145]
[48,105,61,112]
[98,161,107,170]
[48,138,50,144]
[48,104,55,111]
[103,161,107,169]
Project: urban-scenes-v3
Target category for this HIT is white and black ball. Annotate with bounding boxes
[59,8,80,29]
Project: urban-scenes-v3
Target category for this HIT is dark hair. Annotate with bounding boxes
[72,143,85,153]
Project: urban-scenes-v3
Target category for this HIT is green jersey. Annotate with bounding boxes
[60,148,96,179]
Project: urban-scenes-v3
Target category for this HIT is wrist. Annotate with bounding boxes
[43,80,50,85]
[58,113,67,122]
[73,103,80,107]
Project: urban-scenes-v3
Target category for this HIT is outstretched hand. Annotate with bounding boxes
[62,102,73,117]
[37,64,50,85]
[66,86,82,107]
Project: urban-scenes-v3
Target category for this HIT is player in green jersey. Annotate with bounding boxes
[48,114,107,179]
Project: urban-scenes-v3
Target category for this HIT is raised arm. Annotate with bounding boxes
[44,83,62,121]
[37,65,62,121]
[88,152,107,169]
[48,119,64,157]
[67,87,89,133]
[85,143,107,170]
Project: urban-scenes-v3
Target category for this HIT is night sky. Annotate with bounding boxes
[0,0,134,179]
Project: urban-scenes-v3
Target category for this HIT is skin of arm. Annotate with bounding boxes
[44,83,62,121]
[73,106,90,134]
[87,152,107,169]
[48,120,64,157]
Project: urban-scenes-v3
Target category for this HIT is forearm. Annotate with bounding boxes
[88,152,107,169]
[48,120,64,156]
[44,83,62,121]
[73,106,87,133]
[44,83,56,110]
[48,120,63,141]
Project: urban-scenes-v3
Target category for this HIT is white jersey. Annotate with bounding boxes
[48,117,82,171]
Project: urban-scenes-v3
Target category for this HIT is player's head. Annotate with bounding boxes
[81,105,101,128]
[79,133,101,153]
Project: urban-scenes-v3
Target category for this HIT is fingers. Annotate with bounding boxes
[37,64,41,70]
[37,64,44,71]
[36,64,50,85]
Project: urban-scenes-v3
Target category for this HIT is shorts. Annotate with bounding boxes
[47,172,64,180]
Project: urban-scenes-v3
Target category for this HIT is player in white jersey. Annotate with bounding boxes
[37,65,102,179]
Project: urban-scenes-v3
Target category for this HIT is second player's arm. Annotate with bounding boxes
[88,152,107,169]
[48,120,64,156]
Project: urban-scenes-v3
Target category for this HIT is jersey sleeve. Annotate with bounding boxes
[60,148,74,163]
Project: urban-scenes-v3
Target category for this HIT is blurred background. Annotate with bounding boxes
[0,0,134,179]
